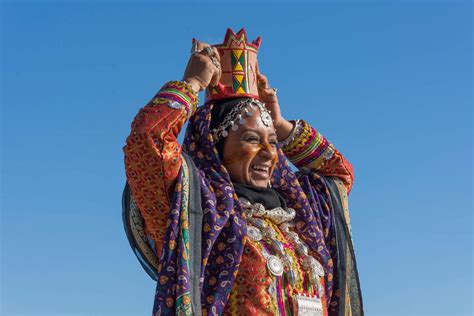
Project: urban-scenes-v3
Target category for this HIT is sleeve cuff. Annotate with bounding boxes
[281,120,335,169]
[154,81,199,118]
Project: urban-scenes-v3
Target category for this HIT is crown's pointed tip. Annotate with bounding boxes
[236,28,248,39]
[253,36,262,47]
[225,27,236,36]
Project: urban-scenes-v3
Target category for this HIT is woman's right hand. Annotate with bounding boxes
[183,39,221,93]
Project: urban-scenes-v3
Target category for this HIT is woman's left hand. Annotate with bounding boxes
[257,73,294,141]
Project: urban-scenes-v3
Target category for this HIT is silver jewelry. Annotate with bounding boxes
[271,87,278,95]
[211,99,274,143]
[278,119,303,148]
[246,225,263,242]
[210,56,220,69]
[266,255,284,276]
[293,293,323,316]
[202,46,213,56]
[240,198,325,293]
[286,269,297,286]
[240,199,296,224]
[190,41,198,55]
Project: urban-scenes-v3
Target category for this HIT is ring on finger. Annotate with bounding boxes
[202,46,213,56]
[210,56,220,68]
[190,41,199,55]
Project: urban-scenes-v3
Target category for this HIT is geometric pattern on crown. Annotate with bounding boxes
[205,28,262,104]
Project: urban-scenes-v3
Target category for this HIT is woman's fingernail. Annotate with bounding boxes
[192,38,196,43]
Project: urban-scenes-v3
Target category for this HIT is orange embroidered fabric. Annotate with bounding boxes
[223,223,328,316]
[282,121,354,194]
[223,239,277,316]
[123,81,197,257]
[124,81,351,314]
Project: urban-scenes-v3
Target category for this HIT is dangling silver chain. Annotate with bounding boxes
[211,99,274,143]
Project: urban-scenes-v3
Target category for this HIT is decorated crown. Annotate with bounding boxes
[205,28,262,104]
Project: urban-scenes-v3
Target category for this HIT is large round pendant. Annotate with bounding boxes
[267,255,284,276]
[247,225,263,242]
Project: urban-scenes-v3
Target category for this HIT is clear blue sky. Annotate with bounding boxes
[1,1,472,315]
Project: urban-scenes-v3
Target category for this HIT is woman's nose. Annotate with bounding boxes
[258,142,277,159]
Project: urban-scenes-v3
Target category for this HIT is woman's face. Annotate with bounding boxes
[222,109,278,187]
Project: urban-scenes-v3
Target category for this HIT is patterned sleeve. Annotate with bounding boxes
[123,81,198,257]
[280,120,354,194]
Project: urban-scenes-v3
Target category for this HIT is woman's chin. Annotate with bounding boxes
[248,178,269,188]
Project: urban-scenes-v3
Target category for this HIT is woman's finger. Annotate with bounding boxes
[195,40,213,56]
[257,73,269,89]
[210,63,221,87]
[211,46,221,62]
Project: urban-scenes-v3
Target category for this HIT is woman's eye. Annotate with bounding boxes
[269,140,278,147]
[246,136,260,143]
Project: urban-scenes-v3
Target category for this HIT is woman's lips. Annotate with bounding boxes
[250,165,270,179]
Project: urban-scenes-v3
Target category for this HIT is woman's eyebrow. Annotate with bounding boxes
[241,128,277,137]
[241,128,259,133]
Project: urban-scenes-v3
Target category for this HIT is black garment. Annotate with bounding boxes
[233,183,287,209]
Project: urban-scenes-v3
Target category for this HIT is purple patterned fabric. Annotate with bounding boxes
[152,103,337,315]
[152,168,192,315]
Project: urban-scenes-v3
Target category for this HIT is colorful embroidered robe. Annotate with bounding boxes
[123,81,363,316]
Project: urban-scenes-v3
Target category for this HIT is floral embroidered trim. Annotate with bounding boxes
[155,81,199,119]
[282,120,335,169]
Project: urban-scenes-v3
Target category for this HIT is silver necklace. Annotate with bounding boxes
[239,198,325,294]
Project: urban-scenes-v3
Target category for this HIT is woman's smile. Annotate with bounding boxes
[222,110,278,187]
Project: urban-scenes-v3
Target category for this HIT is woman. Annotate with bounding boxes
[123,29,363,316]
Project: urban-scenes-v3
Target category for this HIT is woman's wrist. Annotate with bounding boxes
[182,77,202,94]
[156,81,199,118]
[278,120,303,148]
[274,118,294,142]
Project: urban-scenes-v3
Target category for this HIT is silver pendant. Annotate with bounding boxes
[266,255,284,276]
[293,293,323,316]
[269,239,285,255]
[312,259,325,277]
[253,203,266,216]
[265,207,296,224]
[285,269,297,286]
[262,226,276,239]
[246,225,262,242]
[302,256,325,277]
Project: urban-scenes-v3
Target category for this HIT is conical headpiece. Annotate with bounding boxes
[205,28,261,104]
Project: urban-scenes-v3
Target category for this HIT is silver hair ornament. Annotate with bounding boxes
[211,99,274,143]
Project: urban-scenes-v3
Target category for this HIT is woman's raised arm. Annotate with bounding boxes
[280,120,354,194]
[123,40,221,257]
[257,73,354,194]
[123,81,198,256]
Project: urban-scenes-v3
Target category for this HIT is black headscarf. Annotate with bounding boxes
[209,97,247,159]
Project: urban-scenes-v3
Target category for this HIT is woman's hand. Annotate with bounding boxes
[183,39,221,93]
[257,73,294,141]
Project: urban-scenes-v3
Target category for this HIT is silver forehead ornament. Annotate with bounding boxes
[211,99,274,143]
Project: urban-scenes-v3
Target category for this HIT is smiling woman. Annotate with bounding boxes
[122,28,363,316]
[213,101,279,188]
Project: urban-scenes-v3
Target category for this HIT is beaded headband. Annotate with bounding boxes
[211,99,274,143]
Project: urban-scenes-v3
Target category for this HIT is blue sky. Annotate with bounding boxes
[1,1,472,315]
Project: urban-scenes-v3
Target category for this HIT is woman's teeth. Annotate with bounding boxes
[251,165,269,173]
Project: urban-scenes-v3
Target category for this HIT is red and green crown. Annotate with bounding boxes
[205,28,262,104]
